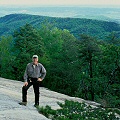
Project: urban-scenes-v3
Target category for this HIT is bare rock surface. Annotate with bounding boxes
[0,77,101,120]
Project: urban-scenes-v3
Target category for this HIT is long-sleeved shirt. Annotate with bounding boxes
[24,62,46,82]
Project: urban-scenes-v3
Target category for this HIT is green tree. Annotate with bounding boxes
[12,24,46,80]
[0,36,15,79]
[78,34,101,101]
[99,40,120,107]
[39,25,79,95]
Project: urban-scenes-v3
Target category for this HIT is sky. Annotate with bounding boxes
[0,0,120,6]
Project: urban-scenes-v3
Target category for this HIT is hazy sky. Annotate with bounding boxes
[0,0,120,6]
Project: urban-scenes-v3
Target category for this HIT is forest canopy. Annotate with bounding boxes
[0,23,120,108]
[0,14,120,39]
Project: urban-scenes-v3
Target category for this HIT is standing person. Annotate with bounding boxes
[19,55,46,107]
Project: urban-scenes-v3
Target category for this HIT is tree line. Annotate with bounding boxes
[0,14,120,39]
[0,24,120,108]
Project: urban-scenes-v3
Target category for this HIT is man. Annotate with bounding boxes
[19,55,46,107]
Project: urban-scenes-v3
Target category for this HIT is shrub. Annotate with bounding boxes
[37,100,120,120]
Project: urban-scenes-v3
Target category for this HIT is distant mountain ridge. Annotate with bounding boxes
[0,6,120,23]
[0,14,120,39]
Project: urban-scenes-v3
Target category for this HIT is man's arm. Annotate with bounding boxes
[38,64,46,81]
[24,65,28,82]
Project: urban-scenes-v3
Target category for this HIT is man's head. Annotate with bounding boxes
[32,55,38,65]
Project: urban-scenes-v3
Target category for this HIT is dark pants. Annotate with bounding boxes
[22,78,40,105]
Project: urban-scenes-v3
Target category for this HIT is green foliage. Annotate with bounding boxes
[77,35,101,100]
[37,100,120,120]
[39,25,79,95]
[0,23,120,108]
[0,36,15,79]
[0,14,120,39]
[12,24,47,80]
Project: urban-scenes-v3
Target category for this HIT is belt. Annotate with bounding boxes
[28,77,38,81]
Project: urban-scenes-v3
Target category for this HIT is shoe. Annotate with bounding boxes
[19,102,27,106]
[34,104,39,107]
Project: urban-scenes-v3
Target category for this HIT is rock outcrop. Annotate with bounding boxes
[0,77,101,120]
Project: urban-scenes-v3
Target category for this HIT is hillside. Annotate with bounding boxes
[0,77,101,120]
[0,14,120,39]
[0,6,120,23]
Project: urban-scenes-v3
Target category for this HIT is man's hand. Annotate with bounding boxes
[24,82,28,86]
[38,78,42,82]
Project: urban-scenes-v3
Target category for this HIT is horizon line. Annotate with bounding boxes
[0,4,120,7]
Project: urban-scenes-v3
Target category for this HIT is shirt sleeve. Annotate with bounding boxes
[40,64,46,80]
[24,65,28,82]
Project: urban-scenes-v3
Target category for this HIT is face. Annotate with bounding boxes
[32,57,38,65]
